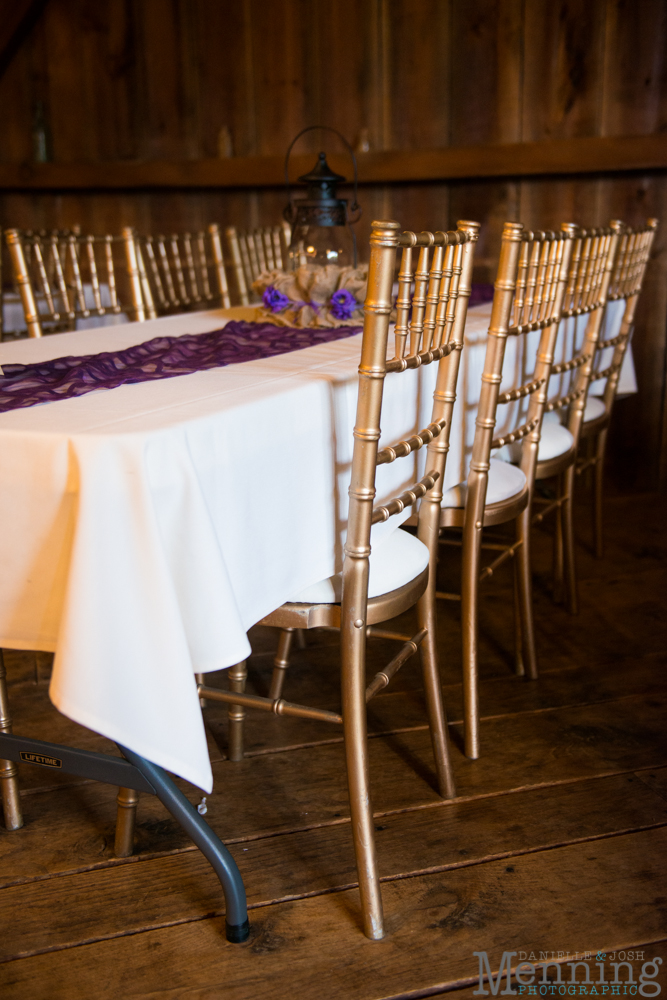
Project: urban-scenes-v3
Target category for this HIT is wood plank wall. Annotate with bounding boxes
[0,0,666,490]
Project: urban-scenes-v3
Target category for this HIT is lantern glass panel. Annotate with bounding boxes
[287,221,356,270]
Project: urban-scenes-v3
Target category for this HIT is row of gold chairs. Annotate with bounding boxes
[445,220,654,757]
[1,224,292,338]
[0,214,656,943]
[195,215,655,938]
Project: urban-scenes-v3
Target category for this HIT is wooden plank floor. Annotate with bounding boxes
[0,492,665,999]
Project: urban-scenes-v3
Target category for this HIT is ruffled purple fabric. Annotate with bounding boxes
[0,320,362,413]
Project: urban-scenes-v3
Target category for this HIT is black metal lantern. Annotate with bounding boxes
[283,126,361,270]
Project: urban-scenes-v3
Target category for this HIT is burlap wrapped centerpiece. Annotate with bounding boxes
[253,264,368,328]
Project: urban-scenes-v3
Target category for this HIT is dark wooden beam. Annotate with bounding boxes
[0,0,49,82]
[0,133,665,192]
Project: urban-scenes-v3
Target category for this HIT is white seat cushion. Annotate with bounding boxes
[290,527,429,604]
[584,395,606,422]
[441,458,526,509]
[538,414,575,460]
[498,413,575,464]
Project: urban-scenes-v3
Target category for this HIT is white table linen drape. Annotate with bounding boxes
[0,311,447,789]
[0,301,633,791]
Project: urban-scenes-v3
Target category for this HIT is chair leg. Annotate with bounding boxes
[561,464,579,615]
[268,628,295,701]
[593,428,607,559]
[552,474,565,605]
[0,650,22,831]
[417,587,456,799]
[461,521,483,759]
[227,661,248,762]
[515,507,538,680]
[585,435,595,491]
[195,673,206,708]
[512,564,525,678]
[295,628,307,650]
[114,787,139,857]
[341,623,384,940]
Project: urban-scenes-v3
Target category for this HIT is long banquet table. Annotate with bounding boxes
[0,301,633,793]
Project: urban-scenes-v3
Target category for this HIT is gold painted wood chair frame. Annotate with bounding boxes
[266,219,481,705]
[224,226,250,306]
[531,224,622,615]
[576,219,658,558]
[1,228,4,341]
[443,222,579,760]
[0,651,21,831]
[5,228,138,338]
[198,219,479,939]
[127,225,232,320]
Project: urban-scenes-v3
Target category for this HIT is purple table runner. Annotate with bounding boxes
[0,284,494,414]
[0,320,362,413]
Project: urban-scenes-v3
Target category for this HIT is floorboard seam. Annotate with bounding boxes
[2,824,665,964]
[2,763,666,891]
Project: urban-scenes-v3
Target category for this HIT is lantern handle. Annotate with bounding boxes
[283,125,361,226]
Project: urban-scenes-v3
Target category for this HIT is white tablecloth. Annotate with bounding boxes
[0,308,466,790]
[0,300,632,791]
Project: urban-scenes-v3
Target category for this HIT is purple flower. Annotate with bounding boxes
[329,288,358,320]
[262,285,290,313]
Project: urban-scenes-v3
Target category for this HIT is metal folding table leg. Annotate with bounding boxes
[118,744,249,942]
[0,732,249,943]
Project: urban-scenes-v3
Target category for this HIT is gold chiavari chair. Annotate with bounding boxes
[4,228,139,338]
[0,652,21,832]
[1,228,5,341]
[224,226,249,307]
[197,219,479,939]
[127,224,232,320]
[225,223,292,305]
[0,228,20,341]
[531,224,622,614]
[576,219,658,557]
[437,222,580,760]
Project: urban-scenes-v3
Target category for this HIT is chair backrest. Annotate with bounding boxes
[463,223,579,528]
[545,224,623,448]
[128,224,232,320]
[225,224,292,306]
[343,219,478,626]
[589,218,658,416]
[1,228,5,341]
[5,228,136,338]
